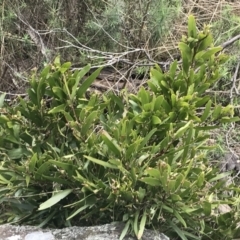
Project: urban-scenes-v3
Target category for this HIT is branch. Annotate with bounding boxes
[221,34,240,49]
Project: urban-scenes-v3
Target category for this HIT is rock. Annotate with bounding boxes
[0,223,169,240]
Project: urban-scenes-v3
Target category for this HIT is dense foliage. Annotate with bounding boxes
[0,16,240,240]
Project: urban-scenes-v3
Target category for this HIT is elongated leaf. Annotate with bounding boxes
[60,62,71,73]
[201,100,212,122]
[200,46,222,60]
[220,117,240,123]
[169,60,178,79]
[152,116,162,125]
[138,87,150,105]
[38,189,73,210]
[188,15,197,38]
[7,148,24,160]
[141,177,161,186]
[154,95,164,111]
[71,64,90,100]
[139,128,157,149]
[77,67,103,98]
[0,93,6,108]
[212,105,222,120]
[84,155,118,169]
[67,195,96,220]
[38,210,57,228]
[174,210,187,228]
[81,111,98,136]
[119,220,131,240]
[134,211,140,237]
[52,86,66,101]
[182,125,194,162]
[209,172,232,182]
[145,168,161,179]
[150,68,164,85]
[174,121,192,139]
[0,115,9,124]
[48,160,77,175]
[48,104,66,114]
[101,130,121,157]
[67,204,89,220]
[168,220,188,240]
[179,42,192,75]
[138,210,147,240]
[29,153,38,172]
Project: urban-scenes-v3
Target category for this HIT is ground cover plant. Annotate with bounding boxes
[0,15,240,240]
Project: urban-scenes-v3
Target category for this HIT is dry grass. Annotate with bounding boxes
[155,0,240,59]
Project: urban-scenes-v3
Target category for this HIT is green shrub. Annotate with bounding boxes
[0,15,240,240]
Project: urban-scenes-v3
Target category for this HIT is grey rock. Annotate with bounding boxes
[0,223,169,240]
[221,152,240,171]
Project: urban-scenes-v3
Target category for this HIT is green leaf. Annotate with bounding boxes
[60,62,71,73]
[188,15,197,38]
[174,210,187,228]
[212,105,222,120]
[202,201,211,216]
[137,187,146,202]
[201,100,212,122]
[197,33,213,51]
[220,117,240,123]
[197,172,205,187]
[81,111,98,136]
[137,210,147,240]
[152,116,162,125]
[141,177,161,186]
[48,104,66,114]
[138,87,150,105]
[174,121,192,139]
[77,67,102,98]
[7,148,24,159]
[48,160,77,175]
[119,220,131,240]
[145,168,161,179]
[38,210,57,228]
[110,94,124,110]
[150,68,164,86]
[209,172,232,182]
[28,88,38,105]
[63,111,74,121]
[139,128,157,150]
[168,220,188,240]
[0,174,10,184]
[154,95,164,110]
[29,153,38,172]
[179,42,192,75]
[0,115,9,124]
[66,195,96,220]
[101,130,121,157]
[0,93,6,108]
[38,189,73,210]
[25,175,31,187]
[70,64,90,100]
[134,211,140,237]
[52,87,66,101]
[54,56,61,66]
[84,155,118,169]
[169,60,178,79]
[37,162,51,176]
[200,46,222,60]
[182,125,194,162]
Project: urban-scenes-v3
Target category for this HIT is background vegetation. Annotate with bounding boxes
[1,0,240,239]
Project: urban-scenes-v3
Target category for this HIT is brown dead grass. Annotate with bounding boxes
[156,0,240,60]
